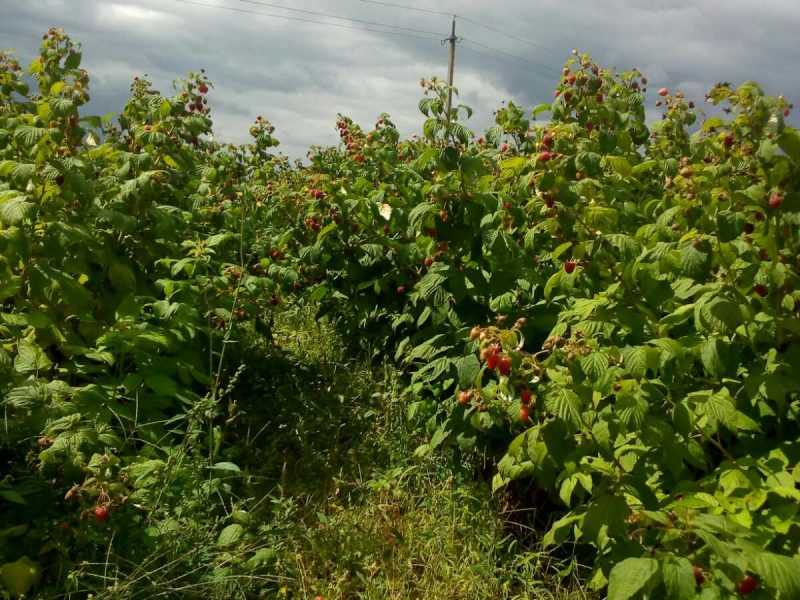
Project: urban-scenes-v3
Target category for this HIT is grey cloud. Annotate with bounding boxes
[2,0,799,158]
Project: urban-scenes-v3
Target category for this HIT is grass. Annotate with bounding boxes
[223,306,592,599]
[64,305,593,599]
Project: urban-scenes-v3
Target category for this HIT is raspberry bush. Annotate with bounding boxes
[2,31,799,599]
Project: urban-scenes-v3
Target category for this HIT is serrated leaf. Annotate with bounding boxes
[616,392,648,429]
[416,272,447,302]
[545,386,583,430]
[455,354,481,389]
[659,304,695,328]
[0,193,34,225]
[702,388,737,430]
[700,338,728,379]
[411,356,452,384]
[661,557,696,600]
[542,513,582,547]
[778,129,800,164]
[559,474,579,507]
[14,341,52,374]
[580,352,609,381]
[748,552,800,597]
[607,558,660,600]
[417,306,432,327]
[621,346,653,378]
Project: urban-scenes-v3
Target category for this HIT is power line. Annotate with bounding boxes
[237,0,442,37]
[153,0,563,82]
[457,15,556,55]
[357,0,561,59]
[356,0,453,17]
[459,43,554,83]
[461,38,560,79]
[168,0,440,40]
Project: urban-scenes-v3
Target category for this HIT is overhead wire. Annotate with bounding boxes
[236,0,443,37]
[168,0,441,41]
[355,0,566,71]
[456,14,558,55]
[164,0,562,79]
[460,38,560,79]
[356,0,453,18]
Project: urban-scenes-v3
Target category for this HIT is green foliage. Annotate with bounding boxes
[0,28,286,596]
[265,51,800,599]
[2,29,800,600]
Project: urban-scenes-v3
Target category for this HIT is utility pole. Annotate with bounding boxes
[444,16,458,131]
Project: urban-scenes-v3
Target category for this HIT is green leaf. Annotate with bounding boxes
[0,276,21,302]
[700,338,729,379]
[559,474,583,506]
[580,352,609,381]
[621,346,654,379]
[702,388,737,430]
[545,386,583,430]
[159,99,172,118]
[416,272,447,302]
[0,490,26,504]
[583,494,629,543]
[108,262,136,292]
[417,306,432,327]
[679,244,708,277]
[585,206,619,230]
[576,151,602,177]
[64,51,82,70]
[661,557,696,600]
[659,304,695,329]
[778,130,800,164]
[489,291,515,314]
[246,548,277,569]
[544,271,563,300]
[429,423,450,449]
[455,354,481,389]
[411,356,452,384]
[716,211,744,242]
[616,392,648,429]
[216,524,244,547]
[14,341,52,374]
[145,374,178,397]
[748,552,800,597]
[605,155,632,177]
[13,126,47,147]
[631,159,658,175]
[4,383,50,410]
[696,296,741,334]
[408,202,437,230]
[532,102,551,116]
[607,558,660,600]
[210,462,241,474]
[0,556,41,596]
[206,232,235,247]
[542,513,582,547]
[0,193,34,225]
[551,241,572,260]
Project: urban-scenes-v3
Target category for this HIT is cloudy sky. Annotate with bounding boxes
[2,0,799,158]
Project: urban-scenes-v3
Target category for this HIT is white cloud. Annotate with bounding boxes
[96,3,168,25]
